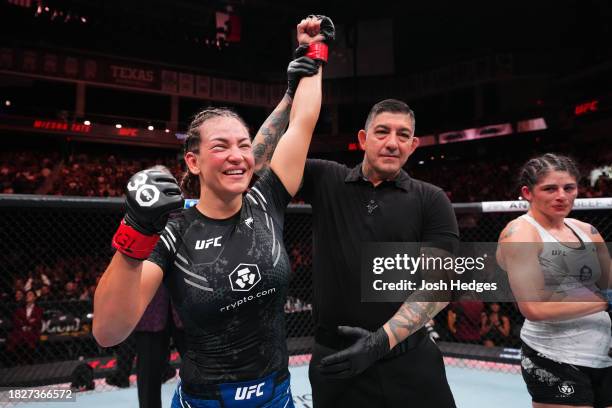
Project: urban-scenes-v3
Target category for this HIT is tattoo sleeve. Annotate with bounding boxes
[253,93,293,175]
[384,247,452,346]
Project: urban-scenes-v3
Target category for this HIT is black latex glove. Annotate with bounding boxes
[318,326,390,379]
[286,56,319,98]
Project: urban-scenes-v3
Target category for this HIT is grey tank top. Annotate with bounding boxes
[519,213,612,368]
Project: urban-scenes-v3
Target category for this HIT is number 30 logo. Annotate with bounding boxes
[128,172,160,207]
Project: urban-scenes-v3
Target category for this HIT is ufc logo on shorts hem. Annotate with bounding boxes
[229,264,261,291]
[234,382,265,400]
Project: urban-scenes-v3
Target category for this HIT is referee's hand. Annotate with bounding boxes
[318,326,389,379]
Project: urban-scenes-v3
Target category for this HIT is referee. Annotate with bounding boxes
[302,99,459,407]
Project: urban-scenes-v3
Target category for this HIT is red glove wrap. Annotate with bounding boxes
[112,220,160,260]
[306,42,328,63]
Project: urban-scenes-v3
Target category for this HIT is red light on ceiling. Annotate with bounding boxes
[347,143,358,151]
[575,100,599,116]
[118,128,139,137]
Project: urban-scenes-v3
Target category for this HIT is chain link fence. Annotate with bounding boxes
[0,195,610,402]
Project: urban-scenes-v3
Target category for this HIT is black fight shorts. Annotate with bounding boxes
[521,343,612,407]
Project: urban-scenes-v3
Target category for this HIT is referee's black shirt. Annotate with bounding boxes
[301,159,459,332]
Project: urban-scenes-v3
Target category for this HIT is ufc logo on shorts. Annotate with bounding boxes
[195,236,222,250]
[234,382,265,400]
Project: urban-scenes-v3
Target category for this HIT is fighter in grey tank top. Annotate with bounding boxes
[519,213,612,368]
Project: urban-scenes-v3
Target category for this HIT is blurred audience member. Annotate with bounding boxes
[447,301,485,344]
[6,290,43,365]
[481,302,511,347]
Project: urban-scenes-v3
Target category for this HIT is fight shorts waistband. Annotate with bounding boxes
[315,326,426,359]
[181,369,289,405]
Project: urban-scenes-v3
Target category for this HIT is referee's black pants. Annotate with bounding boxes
[308,334,456,408]
[135,330,168,408]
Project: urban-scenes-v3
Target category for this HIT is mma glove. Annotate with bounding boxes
[112,169,184,260]
[294,15,335,64]
[319,325,390,379]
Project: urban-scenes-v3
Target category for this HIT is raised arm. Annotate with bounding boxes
[252,95,292,175]
[270,16,334,196]
[252,57,318,174]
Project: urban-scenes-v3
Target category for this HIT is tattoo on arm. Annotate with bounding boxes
[253,94,292,175]
[387,301,447,344]
[503,224,517,239]
[386,246,453,344]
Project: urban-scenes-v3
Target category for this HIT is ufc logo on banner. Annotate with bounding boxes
[234,382,265,400]
[195,236,222,250]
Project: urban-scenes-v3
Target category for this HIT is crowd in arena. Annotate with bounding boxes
[1,145,611,201]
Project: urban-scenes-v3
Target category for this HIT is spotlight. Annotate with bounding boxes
[83,120,91,126]
[418,160,424,165]
[165,128,170,133]
[147,125,154,131]
[4,100,11,107]
[115,124,122,129]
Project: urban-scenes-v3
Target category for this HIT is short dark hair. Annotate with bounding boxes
[364,99,415,130]
[518,153,580,191]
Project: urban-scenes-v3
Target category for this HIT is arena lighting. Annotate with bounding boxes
[115,124,122,129]
[4,100,10,107]
[165,128,170,133]
[439,123,513,144]
[574,100,599,116]
[83,120,91,126]
[418,161,425,165]
[147,125,154,131]
[516,117,547,133]
[118,128,138,137]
